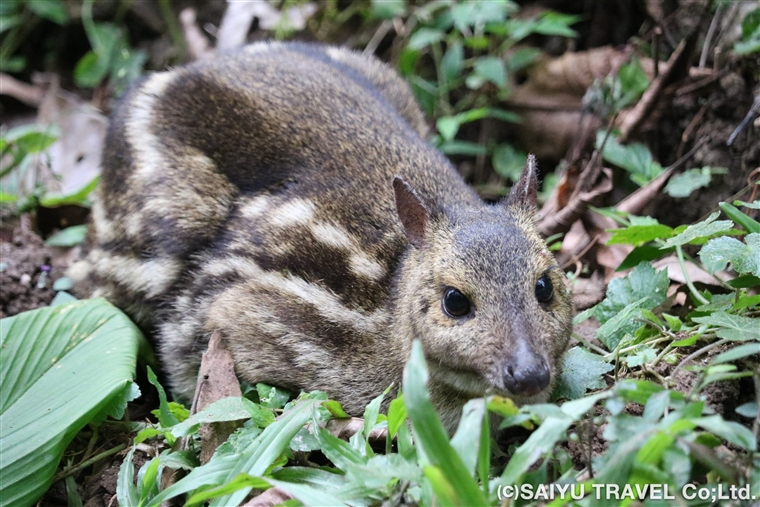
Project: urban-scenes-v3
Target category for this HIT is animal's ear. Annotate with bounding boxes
[504,154,538,208]
[393,176,430,249]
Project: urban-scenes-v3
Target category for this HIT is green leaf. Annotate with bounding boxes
[533,11,580,37]
[0,299,143,507]
[616,57,650,108]
[407,28,445,50]
[449,399,486,476]
[596,131,663,185]
[403,341,487,505]
[438,140,487,156]
[440,40,463,83]
[553,347,613,400]
[700,233,760,276]
[694,415,757,451]
[0,192,17,203]
[492,144,526,181]
[436,116,460,141]
[370,0,406,20]
[41,176,99,207]
[74,50,109,88]
[712,343,760,364]
[500,415,573,483]
[116,447,138,507]
[26,0,67,24]
[719,202,760,234]
[665,167,712,198]
[171,397,273,437]
[472,56,507,88]
[660,212,733,248]
[617,245,670,271]
[594,262,669,323]
[256,383,290,409]
[147,366,179,429]
[505,47,541,72]
[44,225,87,247]
[692,312,760,341]
[607,224,674,246]
[146,398,320,507]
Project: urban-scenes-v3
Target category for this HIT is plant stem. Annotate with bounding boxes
[53,443,127,482]
[676,245,710,305]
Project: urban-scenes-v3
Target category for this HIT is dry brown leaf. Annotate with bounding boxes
[32,76,106,201]
[240,487,294,507]
[652,256,731,286]
[194,330,244,465]
[325,417,388,442]
[0,73,45,106]
[572,271,606,310]
[180,8,213,60]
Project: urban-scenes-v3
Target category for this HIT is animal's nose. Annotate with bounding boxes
[502,353,550,397]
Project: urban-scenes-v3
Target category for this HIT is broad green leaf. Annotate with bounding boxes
[74,50,109,88]
[371,0,406,20]
[116,446,138,507]
[441,40,463,83]
[616,57,650,108]
[436,116,461,141]
[700,233,760,277]
[472,56,507,88]
[145,398,320,507]
[533,11,580,37]
[719,202,760,233]
[44,225,87,247]
[553,347,613,400]
[256,383,291,409]
[607,224,674,246]
[438,140,487,156]
[660,212,733,248]
[407,28,445,50]
[665,167,713,198]
[27,0,67,24]
[0,299,143,507]
[450,398,486,476]
[597,131,663,185]
[500,416,573,483]
[692,312,760,341]
[41,176,100,207]
[403,341,487,505]
[711,343,760,364]
[171,397,273,437]
[694,416,757,451]
[493,144,526,181]
[617,245,670,271]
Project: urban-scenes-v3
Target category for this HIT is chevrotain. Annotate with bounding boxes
[69,42,573,433]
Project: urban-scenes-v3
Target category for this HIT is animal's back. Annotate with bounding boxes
[71,42,479,323]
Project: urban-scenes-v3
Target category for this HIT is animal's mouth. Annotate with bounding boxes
[428,364,551,402]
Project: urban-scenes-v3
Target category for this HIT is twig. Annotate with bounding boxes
[672,337,725,381]
[676,245,710,306]
[53,444,127,482]
[699,3,724,68]
[727,95,760,147]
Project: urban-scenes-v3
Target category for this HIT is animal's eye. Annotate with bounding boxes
[535,273,554,303]
[442,288,471,317]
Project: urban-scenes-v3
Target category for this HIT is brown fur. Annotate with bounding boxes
[69,42,573,434]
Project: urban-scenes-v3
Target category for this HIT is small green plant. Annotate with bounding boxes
[0,299,145,507]
[74,0,146,97]
[0,0,67,72]
[734,7,760,55]
[384,0,579,185]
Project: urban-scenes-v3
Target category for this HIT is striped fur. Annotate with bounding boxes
[69,42,573,434]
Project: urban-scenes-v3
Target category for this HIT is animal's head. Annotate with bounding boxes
[394,155,572,404]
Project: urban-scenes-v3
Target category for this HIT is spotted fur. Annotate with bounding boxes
[69,42,573,434]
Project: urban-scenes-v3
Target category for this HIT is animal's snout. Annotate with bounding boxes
[502,347,550,397]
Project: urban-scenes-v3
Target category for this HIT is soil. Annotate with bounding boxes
[0,221,68,318]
